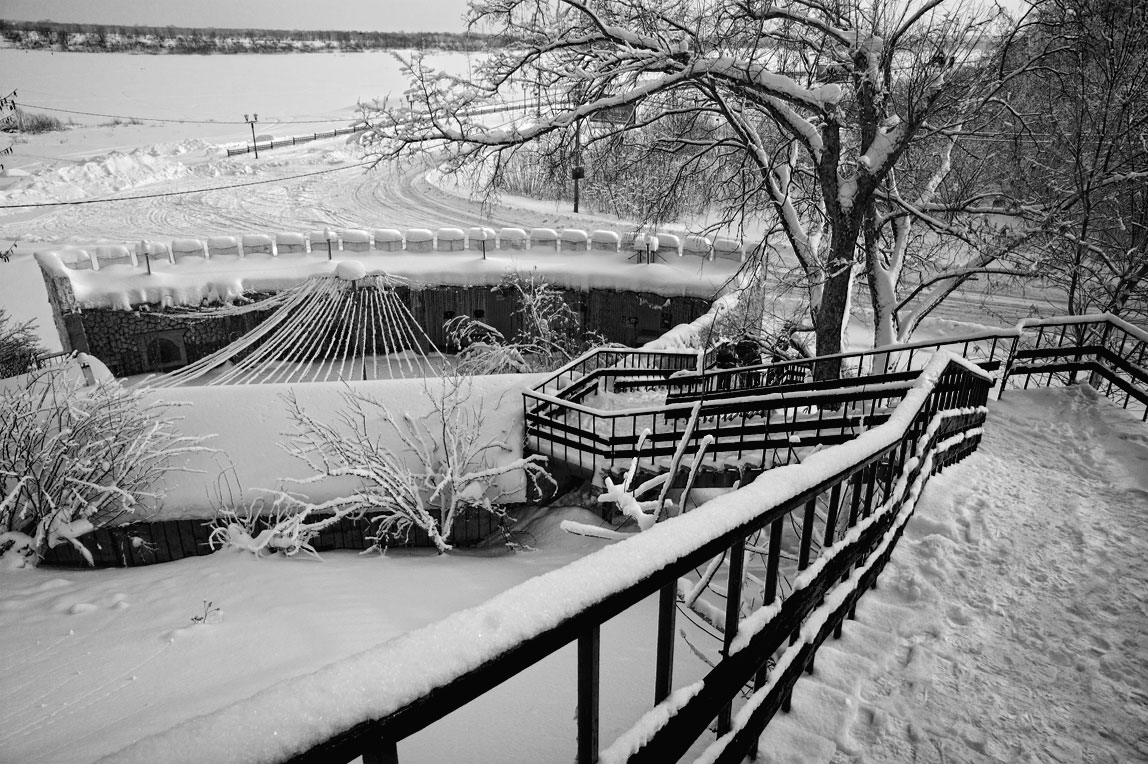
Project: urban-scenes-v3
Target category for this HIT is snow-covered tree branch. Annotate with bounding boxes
[362,0,1056,374]
[0,367,211,566]
[277,371,553,554]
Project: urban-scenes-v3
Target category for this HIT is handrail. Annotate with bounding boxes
[97,317,1145,763]
[527,317,1148,471]
[101,355,990,764]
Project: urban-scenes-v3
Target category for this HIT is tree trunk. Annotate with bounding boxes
[812,235,856,381]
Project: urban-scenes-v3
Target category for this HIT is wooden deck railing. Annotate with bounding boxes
[268,354,991,764]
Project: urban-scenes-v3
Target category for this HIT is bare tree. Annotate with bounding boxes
[362,0,1046,375]
[995,0,1148,323]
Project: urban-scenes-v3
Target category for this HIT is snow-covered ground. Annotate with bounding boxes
[2,387,1144,762]
[2,49,1138,764]
[756,385,1148,764]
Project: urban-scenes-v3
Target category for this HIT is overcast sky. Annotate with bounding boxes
[0,0,473,33]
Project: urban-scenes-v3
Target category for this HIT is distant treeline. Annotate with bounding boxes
[0,19,505,54]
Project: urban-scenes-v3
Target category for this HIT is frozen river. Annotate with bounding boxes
[0,48,475,138]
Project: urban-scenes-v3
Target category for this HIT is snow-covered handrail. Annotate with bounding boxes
[1003,316,1148,420]
[1017,312,1148,346]
[97,354,991,764]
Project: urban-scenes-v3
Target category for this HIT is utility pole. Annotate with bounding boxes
[244,113,259,159]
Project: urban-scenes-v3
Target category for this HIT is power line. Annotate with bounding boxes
[0,161,372,209]
[13,102,358,126]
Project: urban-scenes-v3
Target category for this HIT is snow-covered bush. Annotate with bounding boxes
[0,307,45,380]
[448,271,609,375]
[208,490,355,562]
[279,372,553,554]
[0,367,209,565]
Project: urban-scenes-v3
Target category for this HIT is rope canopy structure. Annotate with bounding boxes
[148,263,445,387]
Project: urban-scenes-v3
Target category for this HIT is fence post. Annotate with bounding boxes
[717,536,746,735]
[363,740,399,764]
[654,582,677,704]
[577,627,601,764]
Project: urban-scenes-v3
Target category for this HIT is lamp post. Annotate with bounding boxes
[244,113,259,159]
[142,241,152,275]
[324,226,335,261]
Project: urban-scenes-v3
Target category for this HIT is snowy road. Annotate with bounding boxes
[756,385,1148,764]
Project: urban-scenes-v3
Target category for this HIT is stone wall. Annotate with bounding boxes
[68,284,711,375]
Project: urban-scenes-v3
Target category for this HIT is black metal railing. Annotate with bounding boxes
[524,369,922,479]
[525,316,1147,480]
[619,328,1018,398]
[278,354,992,764]
[1003,315,1148,420]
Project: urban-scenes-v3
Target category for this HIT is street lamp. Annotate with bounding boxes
[324,226,336,261]
[244,113,259,159]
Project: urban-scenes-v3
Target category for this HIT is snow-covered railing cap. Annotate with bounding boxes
[682,234,713,259]
[206,236,241,259]
[498,227,529,250]
[713,237,744,262]
[240,234,274,256]
[590,230,620,251]
[137,240,172,264]
[1017,313,1148,346]
[274,232,307,255]
[560,229,589,252]
[466,227,495,249]
[405,228,433,253]
[34,248,90,275]
[560,229,589,242]
[655,233,682,256]
[170,239,207,261]
[530,228,559,250]
[371,229,403,252]
[94,244,136,269]
[339,229,371,253]
[436,227,466,252]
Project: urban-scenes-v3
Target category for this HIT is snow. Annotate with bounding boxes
[751,384,1148,763]
[143,373,545,521]
[4,384,1142,763]
[1,47,1145,764]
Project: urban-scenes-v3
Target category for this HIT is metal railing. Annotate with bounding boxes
[115,316,1141,763]
[279,354,992,764]
[1003,315,1148,420]
[524,316,1147,481]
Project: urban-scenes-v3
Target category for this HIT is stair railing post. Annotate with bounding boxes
[578,626,601,764]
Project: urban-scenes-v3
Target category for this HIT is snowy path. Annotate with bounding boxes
[755,385,1148,764]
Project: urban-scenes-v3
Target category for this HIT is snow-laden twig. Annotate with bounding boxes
[270,371,553,556]
[0,367,213,565]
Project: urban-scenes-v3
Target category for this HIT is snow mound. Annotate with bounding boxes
[335,260,367,281]
[0,147,198,203]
